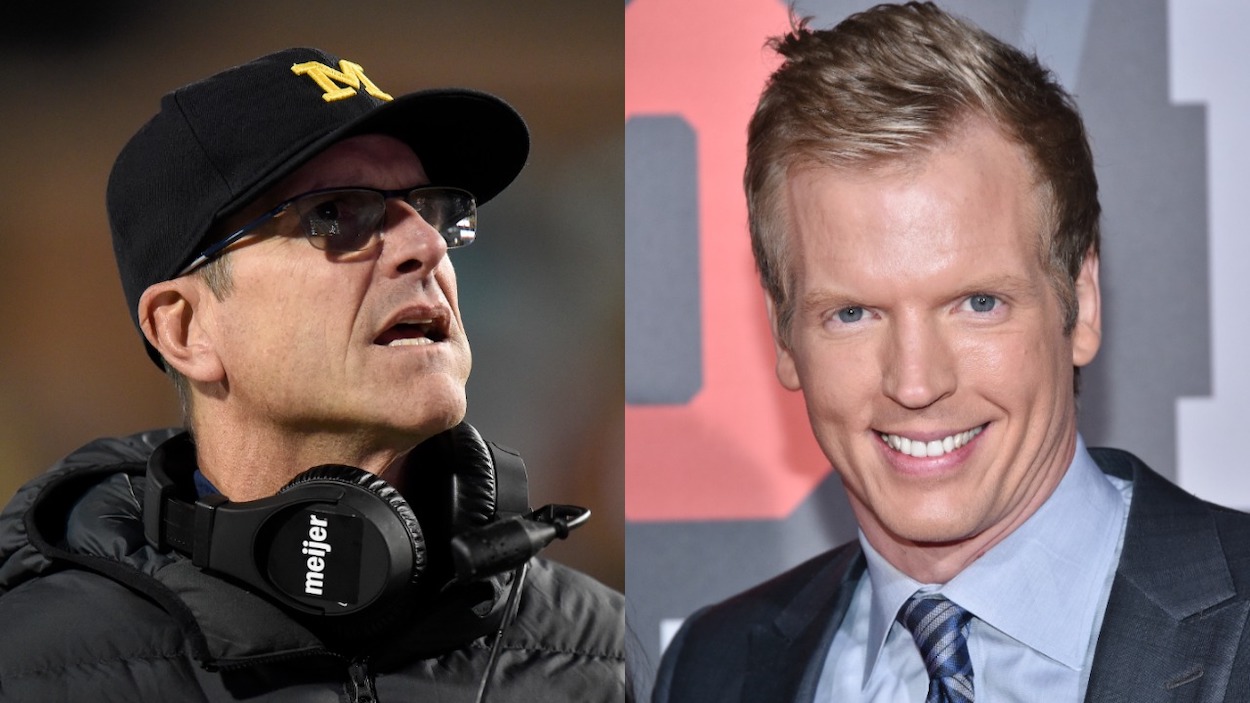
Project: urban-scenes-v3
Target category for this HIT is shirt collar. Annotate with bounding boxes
[858,435,1126,683]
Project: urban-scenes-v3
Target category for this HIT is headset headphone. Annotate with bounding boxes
[143,422,587,620]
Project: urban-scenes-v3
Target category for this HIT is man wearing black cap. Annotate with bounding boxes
[0,49,623,702]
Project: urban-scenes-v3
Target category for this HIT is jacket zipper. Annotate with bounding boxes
[346,657,378,703]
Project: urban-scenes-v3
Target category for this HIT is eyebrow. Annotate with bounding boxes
[798,290,858,319]
[952,274,1041,299]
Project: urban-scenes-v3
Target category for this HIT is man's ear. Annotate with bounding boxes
[1071,248,1102,367]
[764,293,802,391]
[138,279,225,382]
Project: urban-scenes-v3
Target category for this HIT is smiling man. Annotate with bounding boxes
[0,48,623,701]
[653,4,1250,702]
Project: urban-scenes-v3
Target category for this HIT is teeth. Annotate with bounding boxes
[879,426,983,458]
[379,317,439,347]
[387,337,434,347]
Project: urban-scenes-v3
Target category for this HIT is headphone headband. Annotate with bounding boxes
[145,435,423,615]
[143,424,586,623]
[144,424,536,616]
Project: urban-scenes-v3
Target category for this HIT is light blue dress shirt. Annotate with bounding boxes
[815,436,1133,702]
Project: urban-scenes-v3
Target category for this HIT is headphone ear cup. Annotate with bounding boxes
[281,465,426,588]
[409,422,498,533]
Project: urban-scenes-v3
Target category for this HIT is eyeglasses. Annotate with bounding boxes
[178,185,477,275]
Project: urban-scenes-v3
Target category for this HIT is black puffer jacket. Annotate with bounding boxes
[0,431,625,702]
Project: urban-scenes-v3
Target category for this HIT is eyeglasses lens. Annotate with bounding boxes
[293,188,476,252]
[293,191,382,252]
[408,189,477,247]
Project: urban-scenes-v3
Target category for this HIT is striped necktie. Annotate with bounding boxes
[896,593,975,703]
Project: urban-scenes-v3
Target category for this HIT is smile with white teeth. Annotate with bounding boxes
[879,426,984,458]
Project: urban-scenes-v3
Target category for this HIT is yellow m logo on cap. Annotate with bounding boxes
[291,59,394,102]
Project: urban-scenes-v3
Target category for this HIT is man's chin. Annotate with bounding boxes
[869,502,986,548]
[401,389,468,442]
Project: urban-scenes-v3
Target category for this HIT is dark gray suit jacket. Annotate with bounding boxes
[652,449,1250,702]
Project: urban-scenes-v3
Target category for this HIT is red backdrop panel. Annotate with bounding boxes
[626,0,830,521]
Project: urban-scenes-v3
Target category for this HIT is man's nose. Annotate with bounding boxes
[880,315,957,410]
[378,198,449,276]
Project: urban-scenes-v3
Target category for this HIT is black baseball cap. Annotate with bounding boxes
[106,47,529,368]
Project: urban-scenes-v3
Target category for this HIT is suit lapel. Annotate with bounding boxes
[741,546,865,703]
[1085,451,1250,703]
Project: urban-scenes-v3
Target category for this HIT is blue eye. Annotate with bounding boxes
[968,294,997,312]
[837,307,864,323]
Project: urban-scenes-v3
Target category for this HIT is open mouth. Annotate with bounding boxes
[878,424,986,458]
[374,316,449,347]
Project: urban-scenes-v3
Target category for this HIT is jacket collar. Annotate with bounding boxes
[742,544,865,703]
[1084,448,1250,702]
[16,432,511,671]
[732,448,1250,703]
